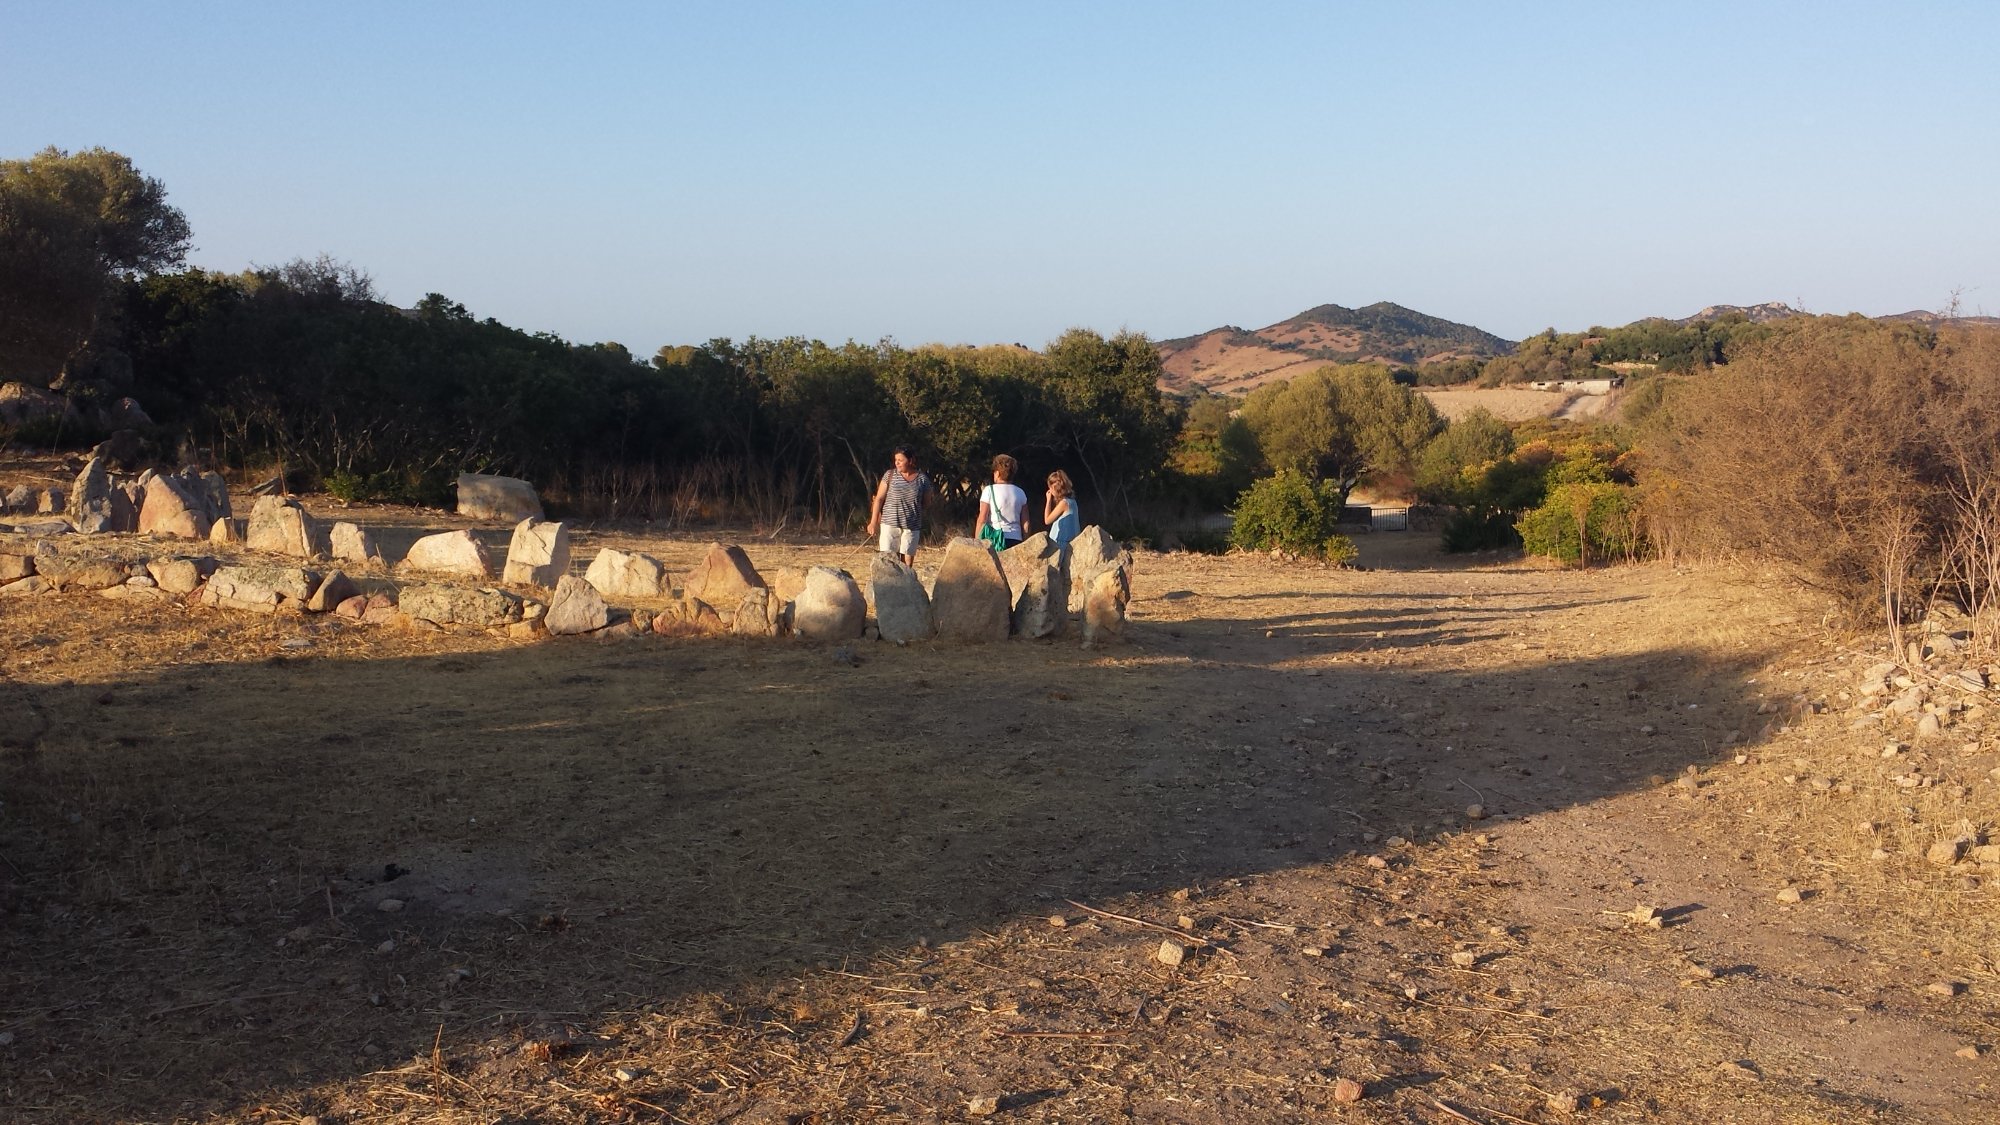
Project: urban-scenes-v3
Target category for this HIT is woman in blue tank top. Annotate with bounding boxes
[1044,470,1081,546]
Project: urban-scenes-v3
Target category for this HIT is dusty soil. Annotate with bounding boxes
[3,511,1997,1123]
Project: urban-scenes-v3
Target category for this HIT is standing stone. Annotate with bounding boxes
[869,554,933,643]
[329,521,382,566]
[0,552,34,583]
[732,586,778,637]
[210,516,246,544]
[38,487,66,515]
[501,517,570,587]
[456,473,543,521]
[3,485,32,512]
[583,547,669,598]
[931,537,1012,643]
[67,453,135,534]
[1083,564,1131,646]
[793,566,866,641]
[245,495,326,558]
[1001,533,1070,639]
[137,470,224,540]
[545,574,609,635]
[401,529,493,579]
[683,543,765,611]
[1067,526,1132,613]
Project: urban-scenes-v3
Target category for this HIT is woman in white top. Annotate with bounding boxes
[977,453,1030,551]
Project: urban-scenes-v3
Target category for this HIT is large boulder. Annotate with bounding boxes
[3,485,33,512]
[544,574,609,635]
[931,537,1012,643]
[29,544,128,591]
[792,566,865,641]
[200,565,323,613]
[137,469,227,540]
[456,473,543,522]
[501,518,570,587]
[683,543,764,611]
[401,530,493,579]
[732,587,778,637]
[67,452,136,535]
[398,584,522,627]
[0,551,34,583]
[869,554,933,643]
[1067,526,1132,613]
[329,521,382,565]
[583,547,669,598]
[1001,533,1070,640]
[0,382,77,429]
[1082,564,1131,647]
[245,495,325,558]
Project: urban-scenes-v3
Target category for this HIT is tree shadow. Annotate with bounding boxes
[0,610,1772,1120]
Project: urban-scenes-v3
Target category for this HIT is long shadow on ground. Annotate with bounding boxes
[0,598,1766,1121]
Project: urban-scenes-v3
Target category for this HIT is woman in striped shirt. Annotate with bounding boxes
[866,446,931,564]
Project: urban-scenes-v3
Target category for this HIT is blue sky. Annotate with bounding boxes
[5,2,1996,353]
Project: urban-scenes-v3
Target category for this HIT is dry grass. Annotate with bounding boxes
[2,523,1996,1123]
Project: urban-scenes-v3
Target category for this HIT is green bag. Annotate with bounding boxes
[979,523,1007,551]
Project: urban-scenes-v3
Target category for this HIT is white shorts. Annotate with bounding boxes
[879,525,919,556]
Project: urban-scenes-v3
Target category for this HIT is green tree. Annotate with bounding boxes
[0,147,191,383]
[1414,407,1514,505]
[1238,363,1442,506]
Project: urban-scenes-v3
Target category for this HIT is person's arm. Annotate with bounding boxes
[866,475,887,536]
[1015,487,1030,534]
[1044,491,1060,525]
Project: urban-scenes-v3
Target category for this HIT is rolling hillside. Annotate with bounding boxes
[1156,301,1514,393]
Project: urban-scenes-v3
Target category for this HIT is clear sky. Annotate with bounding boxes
[5,1,1996,354]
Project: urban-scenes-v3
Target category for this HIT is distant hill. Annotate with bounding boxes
[1156,301,1515,394]
[1671,302,1802,325]
[1880,309,2000,328]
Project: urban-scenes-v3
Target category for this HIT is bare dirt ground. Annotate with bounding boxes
[3,509,1998,1123]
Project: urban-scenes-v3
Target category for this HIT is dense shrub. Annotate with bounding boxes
[1516,482,1642,564]
[1229,470,1356,560]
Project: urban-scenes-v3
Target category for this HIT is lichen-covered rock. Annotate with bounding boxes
[931,537,1011,643]
[398,583,522,627]
[732,586,778,637]
[869,554,933,643]
[137,469,227,540]
[1001,533,1070,639]
[1066,526,1132,613]
[305,570,362,613]
[1082,564,1131,647]
[200,565,323,612]
[67,453,135,535]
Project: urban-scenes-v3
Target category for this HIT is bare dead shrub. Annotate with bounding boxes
[1642,318,2000,647]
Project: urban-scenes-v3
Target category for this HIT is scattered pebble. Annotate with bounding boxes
[1365,856,1388,870]
[1046,914,1067,928]
[612,1066,643,1083]
[1928,980,1964,998]
[1546,1090,1581,1114]
[1450,950,1478,968]
[1156,938,1189,968]
[1301,946,1326,958]
[1957,1045,1982,1060]
[1332,1077,1366,1103]
[375,939,395,955]
[1464,803,1486,821]
[376,898,405,913]
[1776,887,1803,904]
[967,1094,1002,1116]
[1717,1059,1760,1080]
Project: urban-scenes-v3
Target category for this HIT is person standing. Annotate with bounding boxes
[867,447,930,565]
[977,454,1030,551]
[1044,469,1081,546]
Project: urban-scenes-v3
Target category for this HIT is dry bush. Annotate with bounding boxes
[1643,318,2000,645]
